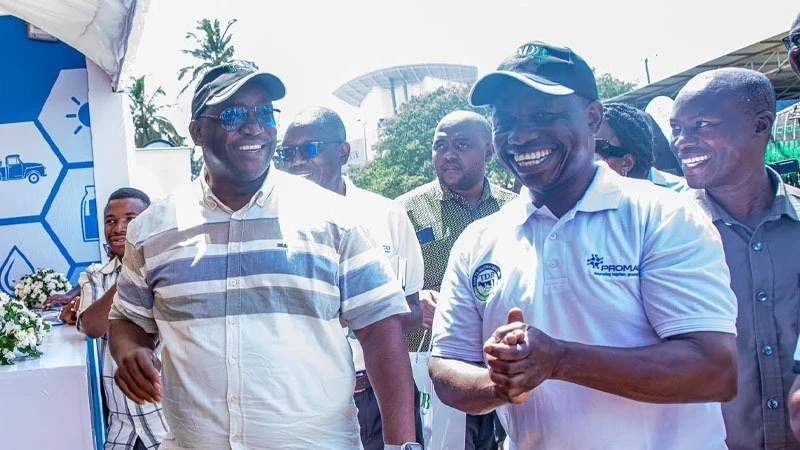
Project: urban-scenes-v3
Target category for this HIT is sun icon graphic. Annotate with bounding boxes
[65,96,91,135]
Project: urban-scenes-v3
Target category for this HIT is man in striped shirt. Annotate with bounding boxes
[77,187,167,449]
[108,61,417,450]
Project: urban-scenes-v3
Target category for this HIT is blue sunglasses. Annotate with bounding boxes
[277,141,342,162]
[783,33,800,51]
[200,105,280,131]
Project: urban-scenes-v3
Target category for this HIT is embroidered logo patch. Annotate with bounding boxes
[472,263,501,301]
[517,44,549,61]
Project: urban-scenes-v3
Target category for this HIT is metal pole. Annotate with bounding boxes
[644,58,651,84]
[389,79,397,114]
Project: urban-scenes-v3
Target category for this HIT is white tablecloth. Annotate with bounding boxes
[0,324,94,449]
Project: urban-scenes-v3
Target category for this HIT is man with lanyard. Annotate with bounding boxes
[280,106,425,449]
[397,110,516,450]
[108,61,419,450]
[428,41,738,449]
[76,187,167,449]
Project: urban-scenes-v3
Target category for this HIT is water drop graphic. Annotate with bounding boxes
[0,246,35,295]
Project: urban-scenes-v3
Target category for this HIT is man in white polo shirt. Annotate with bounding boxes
[279,106,425,450]
[428,41,739,449]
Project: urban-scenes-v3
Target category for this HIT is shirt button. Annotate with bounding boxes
[229,279,237,287]
[228,357,236,364]
[230,242,240,252]
[761,345,773,356]
[751,241,763,251]
[228,316,237,325]
[548,259,558,268]
[756,291,768,302]
[767,399,779,409]
[549,233,557,240]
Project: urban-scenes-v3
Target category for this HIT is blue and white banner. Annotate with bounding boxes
[0,16,100,293]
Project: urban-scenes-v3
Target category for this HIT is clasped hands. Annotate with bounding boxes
[483,307,563,404]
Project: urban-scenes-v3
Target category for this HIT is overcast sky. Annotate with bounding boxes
[130,0,798,141]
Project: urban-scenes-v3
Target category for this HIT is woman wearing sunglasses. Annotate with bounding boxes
[596,102,688,192]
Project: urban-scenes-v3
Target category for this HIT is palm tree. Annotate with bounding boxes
[127,75,185,148]
[177,18,238,96]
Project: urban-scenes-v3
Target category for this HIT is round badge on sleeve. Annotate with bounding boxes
[472,263,501,302]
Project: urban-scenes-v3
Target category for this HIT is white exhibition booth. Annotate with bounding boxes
[0,325,97,450]
[0,1,150,449]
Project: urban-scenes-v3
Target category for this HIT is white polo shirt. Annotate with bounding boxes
[431,163,737,450]
[343,177,424,372]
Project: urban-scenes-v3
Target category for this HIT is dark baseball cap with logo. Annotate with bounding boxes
[470,41,597,106]
[191,60,286,119]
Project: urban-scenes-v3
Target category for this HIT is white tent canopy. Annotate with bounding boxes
[0,0,150,91]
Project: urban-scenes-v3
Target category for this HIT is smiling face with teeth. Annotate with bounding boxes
[491,84,601,214]
[190,81,278,206]
[670,70,775,191]
[104,197,148,258]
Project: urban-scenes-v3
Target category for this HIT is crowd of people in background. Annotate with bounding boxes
[41,10,800,450]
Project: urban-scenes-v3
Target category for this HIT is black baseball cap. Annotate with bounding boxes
[470,41,598,106]
[191,60,286,119]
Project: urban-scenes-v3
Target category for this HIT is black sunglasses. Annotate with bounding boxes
[277,141,343,162]
[199,105,280,131]
[783,34,800,51]
[595,139,629,159]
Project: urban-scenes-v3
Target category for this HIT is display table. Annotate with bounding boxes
[0,325,95,450]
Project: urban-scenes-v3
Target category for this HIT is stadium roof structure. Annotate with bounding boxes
[609,31,800,107]
[333,63,478,107]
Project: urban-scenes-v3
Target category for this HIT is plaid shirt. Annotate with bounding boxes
[78,258,168,449]
[397,178,517,351]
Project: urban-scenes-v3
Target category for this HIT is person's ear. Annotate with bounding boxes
[622,154,636,175]
[754,110,774,136]
[338,142,351,165]
[484,141,495,163]
[189,120,203,147]
[586,100,603,135]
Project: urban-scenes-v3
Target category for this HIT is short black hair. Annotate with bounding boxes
[289,107,346,141]
[437,110,492,144]
[697,68,775,118]
[602,103,655,178]
[108,187,151,207]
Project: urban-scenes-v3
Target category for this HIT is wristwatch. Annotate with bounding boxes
[384,444,423,450]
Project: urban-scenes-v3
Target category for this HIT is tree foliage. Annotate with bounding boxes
[177,18,238,97]
[595,71,636,101]
[126,75,185,148]
[350,86,515,199]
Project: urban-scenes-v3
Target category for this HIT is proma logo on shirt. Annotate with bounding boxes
[586,253,639,278]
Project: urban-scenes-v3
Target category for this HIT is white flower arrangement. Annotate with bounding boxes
[13,268,72,309]
[0,292,50,365]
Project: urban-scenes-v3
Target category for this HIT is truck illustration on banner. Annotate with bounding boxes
[0,154,47,184]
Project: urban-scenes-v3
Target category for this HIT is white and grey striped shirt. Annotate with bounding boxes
[110,167,409,450]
